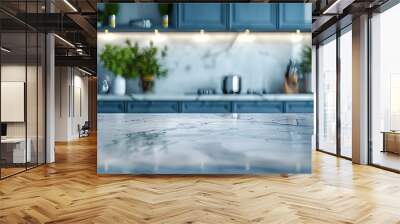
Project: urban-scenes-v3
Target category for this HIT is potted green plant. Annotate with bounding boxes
[137,41,168,93]
[97,10,105,28]
[104,3,119,28]
[299,46,312,93]
[100,40,140,95]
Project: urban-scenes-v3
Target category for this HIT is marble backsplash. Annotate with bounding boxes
[98,32,311,94]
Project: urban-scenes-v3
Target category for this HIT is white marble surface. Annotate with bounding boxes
[97,93,314,101]
[98,113,313,174]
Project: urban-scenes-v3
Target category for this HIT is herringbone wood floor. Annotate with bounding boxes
[1,135,400,224]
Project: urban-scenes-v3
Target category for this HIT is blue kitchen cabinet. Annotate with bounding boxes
[229,3,278,31]
[177,3,228,30]
[284,101,313,113]
[181,101,231,113]
[233,101,283,113]
[278,3,312,31]
[98,100,314,113]
[127,101,179,113]
[98,101,126,113]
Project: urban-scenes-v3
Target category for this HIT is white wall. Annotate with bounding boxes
[55,67,89,141]
[1,64,46,164]
[1,65,36,138]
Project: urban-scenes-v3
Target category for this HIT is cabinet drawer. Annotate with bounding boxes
[233,101,283,113]
[98,101,126,113]
[127,101,179,113]
[284,101,313,113]
[182,101,231,113]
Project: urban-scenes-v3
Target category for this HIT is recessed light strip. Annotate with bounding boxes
[1,47,11,53]
[322,0,355,15]
[63,0,78,12]
[323,0,341,14]
[78,67,93,76]
[54,34,75,48]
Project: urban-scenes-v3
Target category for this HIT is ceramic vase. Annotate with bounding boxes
[112,75,126,96]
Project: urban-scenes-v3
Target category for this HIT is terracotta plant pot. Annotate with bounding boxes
[141,75,154,93]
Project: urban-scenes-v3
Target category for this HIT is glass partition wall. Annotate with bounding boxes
[0,2,46,179]
[370,3,400,171]
[316,26,352,159]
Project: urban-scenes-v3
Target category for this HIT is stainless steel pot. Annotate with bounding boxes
[222,75,242,94]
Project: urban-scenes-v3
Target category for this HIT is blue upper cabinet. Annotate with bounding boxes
[100,3,312,32]
[278,3,312,32]
[177,3,228,30]
[229,3,277,31]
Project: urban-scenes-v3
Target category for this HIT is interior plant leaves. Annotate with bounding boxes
[99,40,168,79]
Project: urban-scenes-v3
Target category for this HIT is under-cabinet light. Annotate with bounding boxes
[195,29,209,42]
[152,29,166,42]
[238,29,254,42]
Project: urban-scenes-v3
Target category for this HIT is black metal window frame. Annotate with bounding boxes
[315,23,352,161]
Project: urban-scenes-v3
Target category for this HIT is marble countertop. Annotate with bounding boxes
[98,94,314,101]
[98,113,313,174]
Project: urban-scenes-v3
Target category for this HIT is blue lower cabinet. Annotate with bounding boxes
[127,101,179,113]
[98,100,313,113]
[98,101,125,113]
[233,101,283,113]
[278,3,312,31]
[284,101,313,113]
[182,101,231,113]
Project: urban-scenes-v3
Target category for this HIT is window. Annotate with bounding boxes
[339,28,352,158]
[370,3,400,171]
[317,36,337,154]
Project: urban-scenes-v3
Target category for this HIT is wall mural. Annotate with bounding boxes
[97,3,314,174]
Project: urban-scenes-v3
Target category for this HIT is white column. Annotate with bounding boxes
[352,14,369,164]
[46,32,55,163]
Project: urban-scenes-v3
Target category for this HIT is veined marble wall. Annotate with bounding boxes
[98,32,311,94]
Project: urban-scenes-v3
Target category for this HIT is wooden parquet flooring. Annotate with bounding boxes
[1,134,400,224]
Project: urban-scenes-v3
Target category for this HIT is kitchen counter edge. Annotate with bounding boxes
[97,94,314,101]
